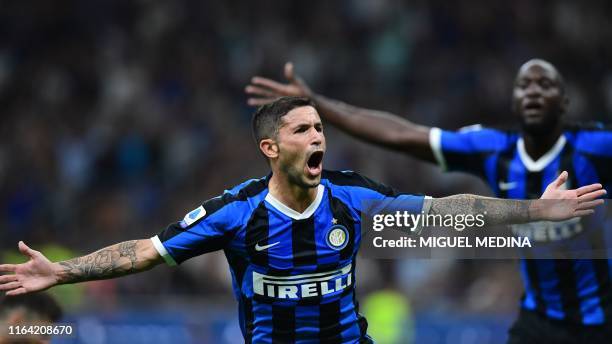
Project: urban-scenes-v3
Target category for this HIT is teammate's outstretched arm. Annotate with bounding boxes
[429,171,606,225]
[0,239,163,296]
[245,62,435,162]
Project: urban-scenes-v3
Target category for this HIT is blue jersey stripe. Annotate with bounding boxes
[294,305,319,342]
[339,291,362,342]
[267,210,294,270]
[251,301,273,343]
[574,260,605,324]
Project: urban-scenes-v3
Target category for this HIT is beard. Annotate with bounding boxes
[287,170,320,189]
[279,154,320,189]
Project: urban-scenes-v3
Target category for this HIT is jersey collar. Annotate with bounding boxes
[517,134,566,172]
[265,184,325,220]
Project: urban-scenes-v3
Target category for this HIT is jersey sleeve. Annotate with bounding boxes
[324,170,430,216]
[429,125,509,178]
[151,194,245,265]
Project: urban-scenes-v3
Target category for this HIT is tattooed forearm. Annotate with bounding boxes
[118,240,138,270]
[430,194,533,225]
[57,240,142,284]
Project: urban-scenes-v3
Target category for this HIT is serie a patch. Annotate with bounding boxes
[180,205,206,228]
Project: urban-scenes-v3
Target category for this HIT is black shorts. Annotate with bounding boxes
[507,309,612,344]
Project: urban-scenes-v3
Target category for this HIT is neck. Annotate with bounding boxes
[268,172,318,213]
[522,126,563,161]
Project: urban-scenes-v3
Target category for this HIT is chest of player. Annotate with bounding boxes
[493,151,578,199]
[245,211,356,271]
[240,209,357,302]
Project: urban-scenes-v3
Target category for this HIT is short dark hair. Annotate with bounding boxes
[0,292,63,322]
[251,96,315,143]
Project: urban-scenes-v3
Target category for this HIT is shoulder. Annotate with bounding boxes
[204,176,269,217]
[321,170,395,197]
[565,122,612,156]
[436,124,517,152]
[222,176,269,200]
[460,124,517,143]
[563,121,612,132]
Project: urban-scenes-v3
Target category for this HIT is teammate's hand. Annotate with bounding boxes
[246,62,313,106]
[0,241,59,296]
[537,171,606,220]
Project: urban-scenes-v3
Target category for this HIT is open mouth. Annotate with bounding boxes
[523,102,544,112]
[306,150,324,176]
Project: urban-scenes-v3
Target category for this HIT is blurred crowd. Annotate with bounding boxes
[1,0,611,321]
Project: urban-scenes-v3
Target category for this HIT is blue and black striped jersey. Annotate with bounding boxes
[152,170,426,343]
[430,124,612,325]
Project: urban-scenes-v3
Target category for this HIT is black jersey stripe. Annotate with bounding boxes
[444,151,490,179]
[559,143,577,190]
[291,216,318,267]
[271,304,295,343]
[523,169,550,316]
[495,147,515,199]
[319,300,342,344]
[328,189,357,261]
[554,259,582,322]
[523,260,548,316]
[556,143,587,322]
[593,259,612,323]
[225,250,249,293]
[242,297,254,344]
[525,170,543,200]
[352,263,370,342]
[583,153,612,191]
[246,202,271,268]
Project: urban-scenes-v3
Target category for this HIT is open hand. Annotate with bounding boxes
[245,62,313,106]
[538,171,606,221]
[0,241,58,296]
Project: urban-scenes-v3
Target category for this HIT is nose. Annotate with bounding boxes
[525,82,542,98]
[310,128,323,146]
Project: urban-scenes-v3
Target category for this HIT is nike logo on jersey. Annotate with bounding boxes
[255,242,280,251]
[498,181,517,191]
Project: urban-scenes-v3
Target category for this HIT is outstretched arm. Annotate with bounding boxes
[430,171,606,225]
[246,62,435,162]
[0,239,163,296]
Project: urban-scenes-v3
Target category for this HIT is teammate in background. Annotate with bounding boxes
[246,60,612,342]
[0,292,63,344]
[0,97,605,343]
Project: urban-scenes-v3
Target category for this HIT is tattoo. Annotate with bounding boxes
[58,240,140,284]
[430,194,532,225]
[118,241,138,270]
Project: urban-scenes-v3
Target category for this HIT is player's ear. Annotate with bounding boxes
[561,94,570,113]
[260,138,279,159]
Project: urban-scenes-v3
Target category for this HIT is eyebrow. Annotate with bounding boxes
[516,74,558,83]
[289,120,322,128]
